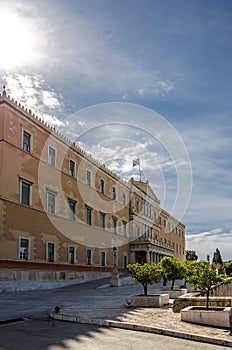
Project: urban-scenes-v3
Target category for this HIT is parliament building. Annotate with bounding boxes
[0,88,185,290]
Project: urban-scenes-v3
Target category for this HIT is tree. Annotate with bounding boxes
[186,250,198,261]
[128,263,162,295]
[182,259,198,286]
[159,257,185,290]
[185,260,230,309]
[224,260,232,276]
[212,248,223,265]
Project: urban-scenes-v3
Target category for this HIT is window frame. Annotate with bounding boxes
[86,248,92,265]
[19,237,31,261]
[136,199,140,212]
[122,192,126,206]
[100,178,105,194]
[100,212,106,230]
[112,217,117,233]
[68,199,76,220]
[86,169,92,187]
[48,145,56,167]
[47,190,56,214]
[86,206,92,225]
[22,129,32,153]
[47,242,56,262]
[20,179,32,206]
[123,254,128,269]
[69,158,76,177]
[123,221,127,237]
[100,251,106,267]
[112,186,117,200]
[68,246,76,264]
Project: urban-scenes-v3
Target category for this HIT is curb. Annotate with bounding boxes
[49,313,232,348]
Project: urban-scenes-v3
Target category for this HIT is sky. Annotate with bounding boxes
[0,0,232,261]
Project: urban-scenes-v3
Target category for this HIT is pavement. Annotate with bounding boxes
[1,275,232,348]
[47,276,232,348]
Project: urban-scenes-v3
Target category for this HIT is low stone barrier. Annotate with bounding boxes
[173,294,232,313]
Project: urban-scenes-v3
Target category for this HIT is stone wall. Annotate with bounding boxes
[0,268,112,292]
[208,279,232,297]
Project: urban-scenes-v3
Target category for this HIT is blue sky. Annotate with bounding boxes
[1,0,232,260]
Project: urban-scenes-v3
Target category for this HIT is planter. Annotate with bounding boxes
[181,306,232,328]
[130,294,169,307]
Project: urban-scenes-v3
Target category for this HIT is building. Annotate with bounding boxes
[0,88,185,290]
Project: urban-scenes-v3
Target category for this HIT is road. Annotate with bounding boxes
[0,317,229,350]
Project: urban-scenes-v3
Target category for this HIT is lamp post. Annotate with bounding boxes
[110,246,121,287]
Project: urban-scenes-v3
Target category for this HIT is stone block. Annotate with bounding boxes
[131,294,169,307]
[181,306,232,328]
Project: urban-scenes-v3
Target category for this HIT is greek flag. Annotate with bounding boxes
[133,158,140,167]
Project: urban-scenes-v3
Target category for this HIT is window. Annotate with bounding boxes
[86,249,92,265]
[101,251,106,266]
[145,203,148,216]
[47,191,56,214]
[136,199,140,212]
[136,226,140,238]
[112,217,117,233]
[154,211,157,220]
[19,238,30,260]
[22,130,31,152]
[47,242,55,262]
[123,221,127,237]
[122,192,126,206]
[20,180,32,206]
[86,206,92,225]
[68,246,76,264]
[68,200,76,220]
[112,186,116,200]
[100,212,106,229]
[100,179,105,194]
[123,254,128,269]
[48,146,56,166]
[69,159,76,177]
[163,219,166,228]
[86,170,91,186]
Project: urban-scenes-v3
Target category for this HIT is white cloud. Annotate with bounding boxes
[186,228,232,261]
[0,73,66,126]
[10,1,175,100]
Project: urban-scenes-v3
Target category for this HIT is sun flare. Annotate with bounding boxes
[0,9,37,69]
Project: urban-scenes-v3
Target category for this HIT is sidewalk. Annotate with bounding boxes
[48,277,232,348]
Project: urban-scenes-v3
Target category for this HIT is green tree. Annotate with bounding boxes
[212,248,223,265]
[159,257,185,290]
[182,259,198,288]
[186,260,230,309]
[224,260,232,276]
[128,263,162,295]
[186,250,198,261]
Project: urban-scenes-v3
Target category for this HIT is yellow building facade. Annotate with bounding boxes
[0,89,185,288]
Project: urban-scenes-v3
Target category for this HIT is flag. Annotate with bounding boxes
[133,158,140,167]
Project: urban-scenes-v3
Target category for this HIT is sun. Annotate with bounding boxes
[0,9,37,69]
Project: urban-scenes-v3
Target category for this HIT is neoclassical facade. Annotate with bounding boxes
[0,89,185,286]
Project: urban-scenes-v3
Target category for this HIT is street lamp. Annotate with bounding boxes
[110,246,121,287]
